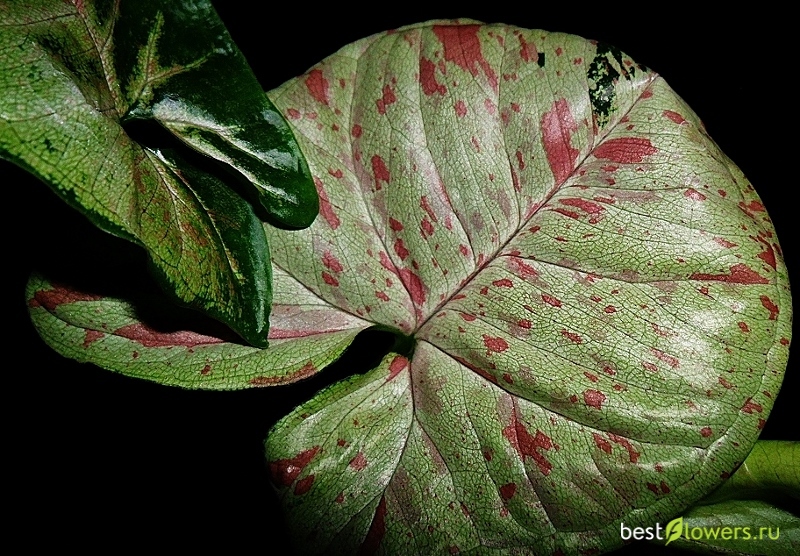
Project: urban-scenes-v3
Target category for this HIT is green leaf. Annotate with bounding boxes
[1,0,317,347]
[700,441,800,505]
[26,19,792,554]
[654,500,799,555]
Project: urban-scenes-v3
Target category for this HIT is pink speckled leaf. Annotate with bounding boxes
[264,21,791,554]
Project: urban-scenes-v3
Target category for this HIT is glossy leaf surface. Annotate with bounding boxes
[2,0,317,347]
[27,20,792,554]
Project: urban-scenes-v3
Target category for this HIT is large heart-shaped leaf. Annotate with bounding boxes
[27,20,792,554]
[2,0,317,347]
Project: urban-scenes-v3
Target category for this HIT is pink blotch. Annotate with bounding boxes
[561,329,583,344]
[387,355,408,381]
[349,452,368,471]
[371,155,390,189]
[541,294,562,307]
[286,108,301,120]
[322,272,339,287]
[420,196,437,222]
[375,291,390,302]
[420,57,447,96]
[376,84,396,115]
[483,335,509,353]
[113,323,223,348]
[714,237,738,248]
[685,188,707,201]
[517,319,532,329]
[433,25,498,90]
[304,69,329,105]
[517,32,538,63]
[322,251,343,273]
[583,389,606,409]
[459,312,476,322]
[650,348,679,368]
[690,263,768,285]
[492,278,513,288]
[541,98,579,185]
[663,110,686,124]
[502,416,554,475]
[421,218,434,237]
[394,238,410,260]
[454,100,467,117]
[607,433,640,463]
[593,137,657,163]
[313,177,340,230]
[592,433,612,454]
[399,268,427,306]
[760,295,779,320]
[741,398,763,414]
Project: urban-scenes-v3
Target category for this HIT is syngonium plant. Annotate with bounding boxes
[5,4,797,555]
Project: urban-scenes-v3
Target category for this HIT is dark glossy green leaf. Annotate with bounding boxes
[1,0,317,347]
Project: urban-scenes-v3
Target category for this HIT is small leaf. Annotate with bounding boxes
[26,271,369,388]
[1,0,317,346]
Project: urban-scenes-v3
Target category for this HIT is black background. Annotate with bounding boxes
[9,4,795,553]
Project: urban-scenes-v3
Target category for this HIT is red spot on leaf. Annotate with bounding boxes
[349,451,368,471]
[758,243,777,269]
[594,137,657,163]
[82,329,104,348]
[314,177,340,230]
[376,84,396,114]
[737,322,750,333]
[685,188,707,201]
[760,295,779,320]
[499,483,516,500]
[420,57,447,96]
[741,398,763,414]
[517,33,538,63]
[663,110,686,124]
[352,124,363,138]
[607,433,640,463]
[269,446,320,487]
[718,377,734,389]
[387,356,408,381]
[389,217,404,232]
[502,415,554,475]
[459,312,476,322]
[322,251,343,272]
[294,474,315,495]
[690,263,768,284]
[483,335,509,353]
[394,238,410,260]
[584,372,599,383]
[286,108,301,120]
[113,323,223,348]
[561,329,583,344]
[517,319,532,329]
[651,348,679,368]
[322,271,339,286]
[592,433,612,454]
[604,305,616,314]
[31,285,102,311]
[433,25,497,90]
[700,427,713,437]
[399,268,426,307]
[375,291,389,302]
[371,155,390,189]
[492,278,513,288]
[359,496,387,556]
[508,257,539,279]
[454,100,467,117]
[541,98,579,184]
[305,69,329,105]
[541,294,562,307]
[713,237,737,248]
[583,389,606,409]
